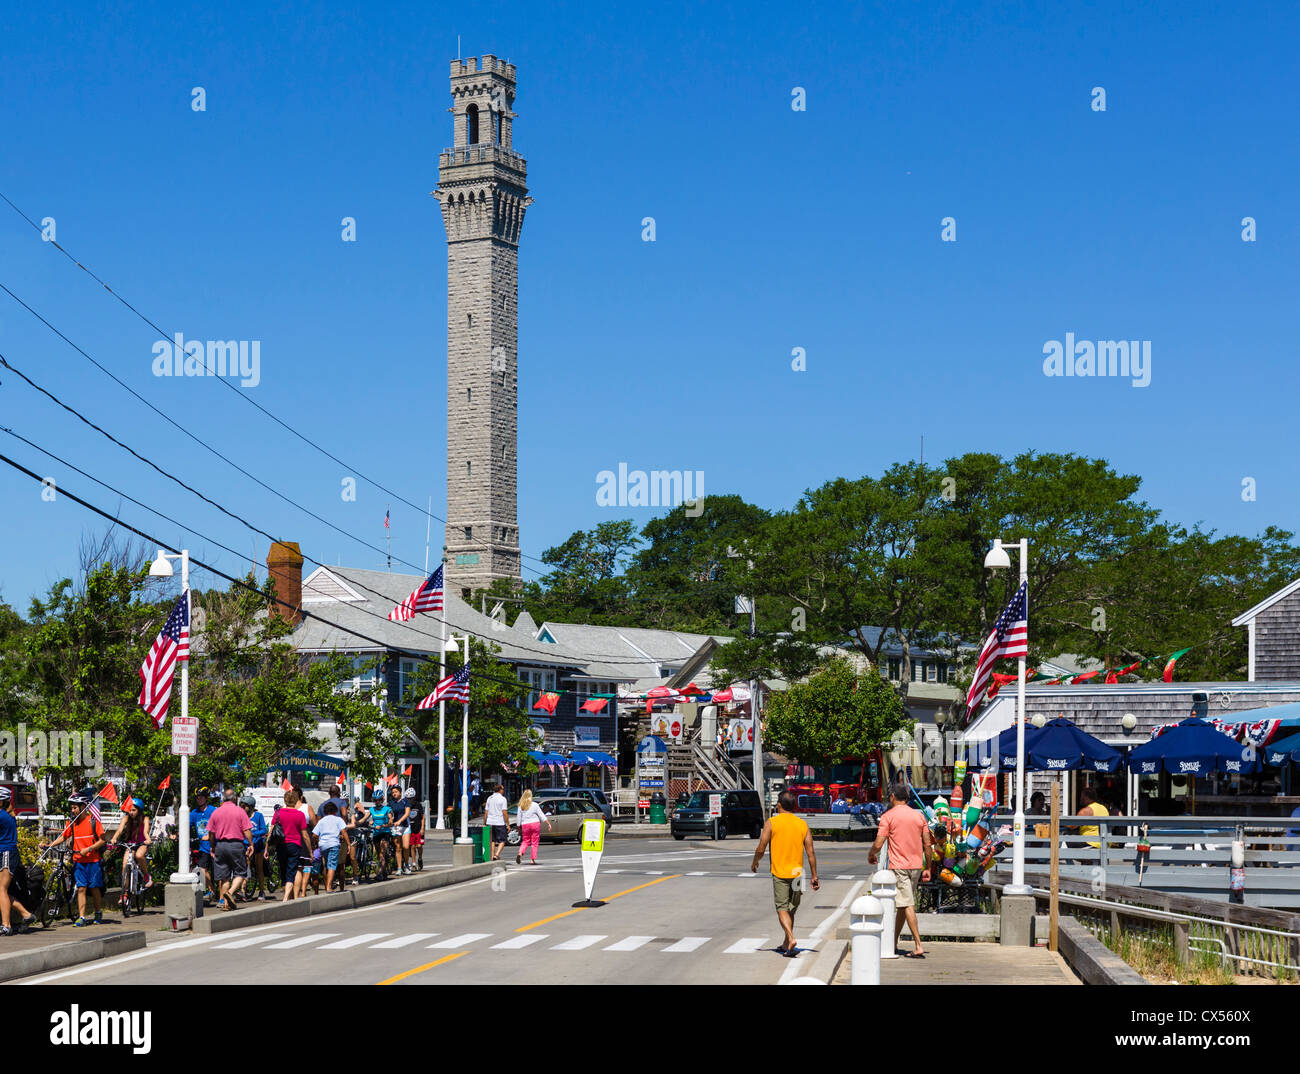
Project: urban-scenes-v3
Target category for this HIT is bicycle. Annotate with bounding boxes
[374,828,397,881]
[39,847,77,927]
[351,827,374,882]
[108,841,149,917]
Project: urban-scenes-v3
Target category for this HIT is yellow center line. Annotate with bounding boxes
[375,951,467,985]
[514,873,682,932]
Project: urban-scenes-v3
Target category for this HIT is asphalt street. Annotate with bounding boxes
[14,836,873,986]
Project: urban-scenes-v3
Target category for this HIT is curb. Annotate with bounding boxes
[1056,917,1149,985]
[190,862,496,935]
[804,936,850,984]
[0,929,147,983]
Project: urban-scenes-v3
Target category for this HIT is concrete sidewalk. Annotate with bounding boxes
[1,921,150,983]
[834,940,1080,985]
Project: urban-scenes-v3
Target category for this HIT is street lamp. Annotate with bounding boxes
[984,536,1031,896]
[149,549,196,885]
[443,633,472,844]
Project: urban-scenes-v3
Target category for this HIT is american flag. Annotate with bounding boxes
[138,591,190,729]
[388,565,443,621]
[965,580,1028,715]
[417,664,470,708]
[384,508,390,530]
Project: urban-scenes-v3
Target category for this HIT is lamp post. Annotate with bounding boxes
[149,549,194,885]
[443,633,472,844]
[984,537,1031,896]
[436,617,447,829]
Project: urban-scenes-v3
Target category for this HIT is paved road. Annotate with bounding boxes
[14,837,872,986]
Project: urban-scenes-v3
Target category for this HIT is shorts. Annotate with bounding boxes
[0,849,18,875]
[393,823,410,837]
[490,825,508,844]
[74,861,105,890]
[193,850,213,873]
[322,846,340,871]
[895,869,922,909]
[409,832,424,847]
[214,841,249,883]
[772,875,802,914]
[277,843,302,881]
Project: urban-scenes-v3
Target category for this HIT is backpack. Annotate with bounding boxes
[269,806,285,846]
[13,858,45,913]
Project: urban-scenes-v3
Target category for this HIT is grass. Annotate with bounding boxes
[1104,924,1235,985]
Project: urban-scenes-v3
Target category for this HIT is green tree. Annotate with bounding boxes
[763,658,911,804]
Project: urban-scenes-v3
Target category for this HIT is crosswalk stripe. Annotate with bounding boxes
[723,937,768,954]
[836,875,855,880]
[491,933,548,949]
[428,933,491,949]
[684,871,707,876]
[212,933,293,949]
[264,933,341,949]
[551,935,607,951]
[661,937,710,953]
[643,871,664,875]
[736,872,756,877]
[604,869,624,874]
[319,933,391,949]
[559,867,579,872]
[604,935,654,951]
[370,934,438,949]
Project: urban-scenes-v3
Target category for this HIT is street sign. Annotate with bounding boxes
[580,818,606,902]
[709,793,722,817]
[170,716,198,756]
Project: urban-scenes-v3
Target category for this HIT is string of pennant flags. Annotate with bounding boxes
[986,647,1197,700]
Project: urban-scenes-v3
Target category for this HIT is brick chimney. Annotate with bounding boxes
[267,541,304,625]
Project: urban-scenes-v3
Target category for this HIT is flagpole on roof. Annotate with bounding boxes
[386,502,392,571]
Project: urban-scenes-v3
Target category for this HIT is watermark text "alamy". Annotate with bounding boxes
[596,464,704,516]
[152,333,261,388]
[1042,334,1151,388]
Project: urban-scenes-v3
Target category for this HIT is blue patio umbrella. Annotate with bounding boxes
[1262,731,1300,767]
[969,723,1041,770]
[1026,717,1123,773]
[1125,717,1260,777]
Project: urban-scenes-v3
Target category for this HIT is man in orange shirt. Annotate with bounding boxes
[869,780,933,958]
[751,788,819,957]
[42,792,107,926]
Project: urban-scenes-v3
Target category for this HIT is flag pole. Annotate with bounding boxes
[386,503,392,571]
[436,593,447,829]
[457,634,471,844]
[175,552,193,883]
[1008,538,1030,895]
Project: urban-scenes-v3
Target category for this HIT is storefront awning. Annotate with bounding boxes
[527,750,570,767]
[570,750,617,767]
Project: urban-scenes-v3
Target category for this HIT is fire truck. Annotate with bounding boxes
[784,749,890,812]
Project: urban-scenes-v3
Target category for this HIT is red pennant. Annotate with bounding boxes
[534,691,560,715]
[1070,671,1101,685]
[580,697,609,713]
[402,765,413,777]
[98,783,119,805]
[157,774,172,792]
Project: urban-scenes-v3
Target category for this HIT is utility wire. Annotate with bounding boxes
[0,190,552,570]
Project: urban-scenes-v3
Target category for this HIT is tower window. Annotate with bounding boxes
[467,313,473,328]
[501,445,507,460]
[466,460,471,476]
[467,388,472,403]
[464,526,472,541]
[466,104,480,145]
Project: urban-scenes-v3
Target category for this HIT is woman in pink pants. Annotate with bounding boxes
[514,790,552,864]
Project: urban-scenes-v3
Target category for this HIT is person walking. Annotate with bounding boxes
[42,792,107,926]
[469,773,482,815]
[869,779,933,959]
[272,788,311,901]
[388,785,410,874]
[750,788,819,957]
[484,783,510,861]
[406,790,425,871]
[514,790,552,865]
[208,790,252,910]
[313,802,350,893]
[0,787,36,936]
[189,787,217,903]
[324,783,353,888]
[240,795,270,900]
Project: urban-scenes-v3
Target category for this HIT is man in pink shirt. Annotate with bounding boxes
[869,780,933,958]
[208,790,253,909]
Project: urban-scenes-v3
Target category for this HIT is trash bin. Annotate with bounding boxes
[649,792,667,825]
[469,825,488,864]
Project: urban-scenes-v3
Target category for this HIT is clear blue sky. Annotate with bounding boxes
[2,2,1297,608]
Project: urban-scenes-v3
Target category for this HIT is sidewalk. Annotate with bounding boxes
[833,941,1080,985]
[0,907,154,982]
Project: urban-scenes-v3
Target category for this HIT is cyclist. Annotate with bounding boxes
[388,785,409,874]
[403,788,425,871]
[108,796,152,906]
[42,792,107,926]
[0,786,36,936]
[362,788,395,879]
[190,786,217,902]
[240,794,270,901]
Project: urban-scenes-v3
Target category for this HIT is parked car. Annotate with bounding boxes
[536,797,606,843]
[535,787,615,825]
[0,782,39,818]
[671,789,764,841]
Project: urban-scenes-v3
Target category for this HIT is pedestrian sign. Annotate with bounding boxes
[580,817,606,903]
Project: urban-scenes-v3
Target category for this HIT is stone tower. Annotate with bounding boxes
[437,55,529,598]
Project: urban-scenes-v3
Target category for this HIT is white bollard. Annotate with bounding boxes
[849,894,884,985]
[871,868,898,958]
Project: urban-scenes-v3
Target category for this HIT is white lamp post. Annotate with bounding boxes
[443,633,472,844]
[149,549,195,885]
[984,537,1031,896]
[435,617,447,829]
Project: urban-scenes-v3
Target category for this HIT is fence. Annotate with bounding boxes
[985,814,1300,908]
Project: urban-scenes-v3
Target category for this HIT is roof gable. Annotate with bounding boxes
[1232,576,1300,626]
[301,566,365,603]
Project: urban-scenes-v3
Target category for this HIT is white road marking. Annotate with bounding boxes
[835,875,855,880]
[723,937,768,954]
[551,934,607,951]
[319,933,391,949]
[491,933,548,949]
[661,937,710,953]
[264,933,341,949]
[428,933,491,949]
[370,933,438,949]
[604,869,624,873]
[779,877,867,986]
[212,933,293,949]
[736,872,756,877]
[604,935,654,951]
[685,871,707,876]
[643,871,665,875]
[559,867,579,872]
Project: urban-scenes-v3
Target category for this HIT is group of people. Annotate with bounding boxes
[186,782,427,907]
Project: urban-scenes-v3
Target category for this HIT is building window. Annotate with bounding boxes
[927,663,938,683]
[463,526,472,541]
[467,388,472,403]
[335,655,380,696]
[519,667,557,712]
[887,658,901,681]
[393,658,421,704]
[466,461,471,477]
[501,444,507,460]
[911,662,921,682]
[466,103,480,144]
[574,680,618,717]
